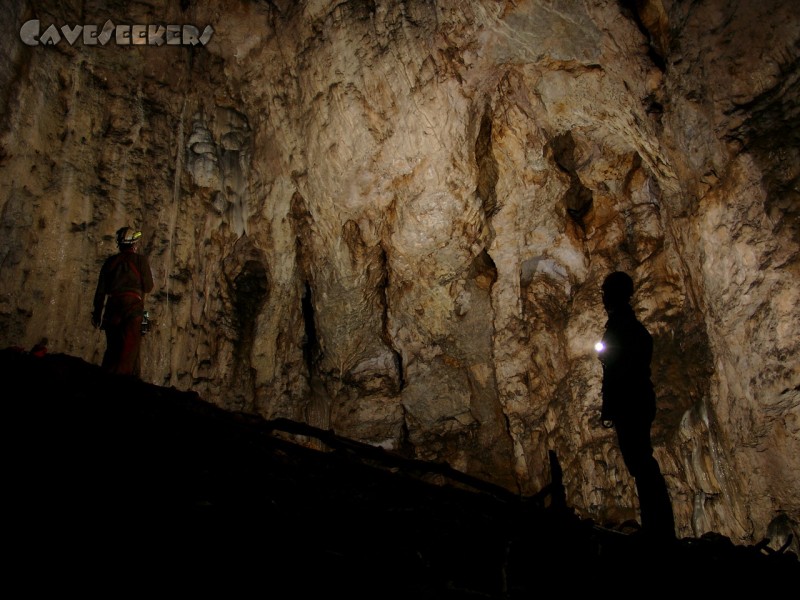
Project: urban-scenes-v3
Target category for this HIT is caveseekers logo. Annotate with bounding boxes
[20,19,214,47]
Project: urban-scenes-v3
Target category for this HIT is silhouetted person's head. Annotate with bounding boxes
[602,271,634,312]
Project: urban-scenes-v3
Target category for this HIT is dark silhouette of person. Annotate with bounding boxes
[597,271,675,539]
[92,226,154,377]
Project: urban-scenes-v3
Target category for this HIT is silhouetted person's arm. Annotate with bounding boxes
[92,260,109,328]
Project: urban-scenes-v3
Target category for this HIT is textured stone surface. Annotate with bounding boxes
[0,0,798,545]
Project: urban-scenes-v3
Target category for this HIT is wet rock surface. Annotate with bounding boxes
[5,349,798,596]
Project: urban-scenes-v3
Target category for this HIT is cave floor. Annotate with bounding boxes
[4,348,797,597]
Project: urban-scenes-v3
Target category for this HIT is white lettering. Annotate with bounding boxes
[40,24,62,46]
[83,24,98,45]
[131,24,147,45]
[115,24,131,45]
[20,19,215,47]
[61,24,82,45]
[182,25,200,46]
[97,20,114,45]
[20,19,40,46]
[199,25,214,46]
[166,24,181,45]
[148,24,165,46]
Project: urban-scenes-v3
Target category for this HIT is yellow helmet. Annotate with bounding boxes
[116,226,142,247]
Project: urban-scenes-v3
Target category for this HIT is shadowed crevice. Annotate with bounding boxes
[475,104,499,217]
[548,130,594,230]
[301,280,321,377]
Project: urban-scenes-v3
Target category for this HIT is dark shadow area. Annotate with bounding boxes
[2,347,797,596]
[547,130,594,230]
[301,280,320,375]
[475,104,500,217]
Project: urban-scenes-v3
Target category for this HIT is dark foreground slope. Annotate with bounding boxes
[3,348,798,597]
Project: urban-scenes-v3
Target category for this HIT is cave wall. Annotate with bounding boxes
[0,0,797,546]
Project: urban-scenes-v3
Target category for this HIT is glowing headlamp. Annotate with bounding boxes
[594,341,605,353]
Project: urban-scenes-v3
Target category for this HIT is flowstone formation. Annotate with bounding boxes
[0,0,797,547]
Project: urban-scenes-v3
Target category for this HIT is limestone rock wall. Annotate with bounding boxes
[1,0,797,546]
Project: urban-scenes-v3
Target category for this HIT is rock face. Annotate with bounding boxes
[0,0,797,545]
